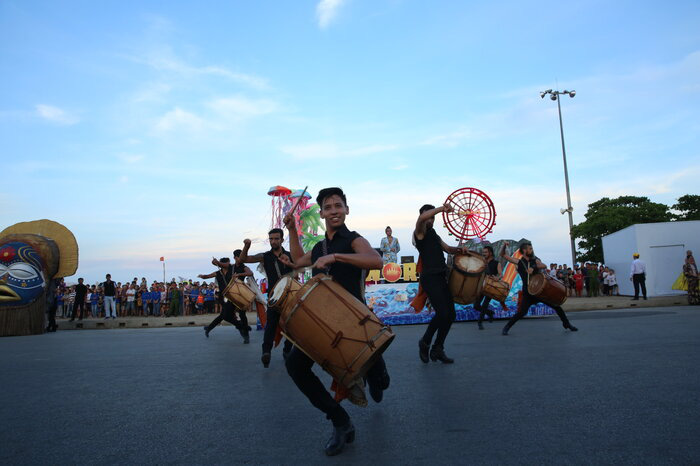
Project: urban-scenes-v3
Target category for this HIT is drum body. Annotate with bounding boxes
[268,276,302,313]
[223,279,256,309]
[448,252,486,305]
[528,274,567,307]
[482,275,510,302]
[280,274,395,389]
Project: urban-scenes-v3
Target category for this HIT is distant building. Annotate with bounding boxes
[602,221,700,297]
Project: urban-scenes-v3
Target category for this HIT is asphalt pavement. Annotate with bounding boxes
[1,306,699,465]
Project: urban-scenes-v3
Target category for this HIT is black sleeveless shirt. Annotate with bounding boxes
[486,259,499,276]
[262,249,293,295]
[233,262,246,281]
[414,227,447,275]
[517,256,540,296]
[311,224,364,302]
[215,267,233,297]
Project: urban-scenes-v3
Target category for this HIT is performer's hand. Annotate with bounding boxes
[197,274,205,279]
[442,203,455,214]
[312,254,336,271]
[283,213,296,231]
[278,254,293,267]
[527,267,534,274]
[459,246,469,255]
[243,239,251,247]
[211,257,219,266]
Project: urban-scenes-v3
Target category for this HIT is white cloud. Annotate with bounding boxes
[207,96,279,119]
[316,0,346,29]
[280,142,397,160]
[35,104,79,125]
[116,153,145,164]
[154,107,205,134]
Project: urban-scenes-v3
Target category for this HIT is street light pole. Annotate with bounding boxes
[541,88,577,268]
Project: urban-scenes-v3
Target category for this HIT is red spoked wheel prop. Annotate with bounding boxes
[442,187,496,240]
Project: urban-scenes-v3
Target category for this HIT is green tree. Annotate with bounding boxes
[572,196,671,263]
[671,194,700,220]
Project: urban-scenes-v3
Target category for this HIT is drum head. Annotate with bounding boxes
[453,253,486,273]
[528,274,546,294]
[270,276,291,304]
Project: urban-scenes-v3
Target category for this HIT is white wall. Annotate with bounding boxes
[602,221,700,297]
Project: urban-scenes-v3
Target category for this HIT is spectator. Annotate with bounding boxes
[66,286,75,318]
[683,251,699,305]
[56,289,65,317]
[102,274,117,319]
[608,269,618,296]
[142,286,151,316]
[587,263,600,297]
[204,283,215,313]
[573,267,583,298]
[125,284,136,316]
[90,287,99,317]
[379,226,400,265]
[630,253,647,300]
[70,278,88,321]
[583,262,590,297]
[152,285,161,316]
[167,283,181,317]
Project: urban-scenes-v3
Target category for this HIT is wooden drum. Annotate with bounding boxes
[448,252,486,305]
[482,275,510,303]
[223,279,256,310]
[279,274,395,391]
[268,276,302,313]
[528,274,567,307]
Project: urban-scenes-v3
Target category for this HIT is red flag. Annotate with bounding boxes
[160,257,165,262]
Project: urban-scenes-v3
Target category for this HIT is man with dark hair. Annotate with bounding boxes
[241,229,295,367]
[474,245,502,330]
[70,277,88,321]
[280,187,389,456]
[198,254,252,342]
[414,203,467,364]
[500,241,578,335]
[102,274,117,319]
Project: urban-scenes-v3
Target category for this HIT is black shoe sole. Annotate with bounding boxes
[418,340,430,363]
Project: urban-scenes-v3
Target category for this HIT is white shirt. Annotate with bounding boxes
[630,259,646,277]
[126,289,136,302]
[608,274,617,285]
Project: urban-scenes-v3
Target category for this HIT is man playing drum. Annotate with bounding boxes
[280,187,390,457]
[198,252,252,342]
[240,229,295,368]
[474,245,502,330]
[414,204,468,364]
[500,242,578,335]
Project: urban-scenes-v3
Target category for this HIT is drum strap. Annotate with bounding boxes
[322,239,367,303]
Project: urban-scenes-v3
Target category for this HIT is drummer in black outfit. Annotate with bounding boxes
[240,229,295,368]
[199,252,252,343]
[414,204,468,364]
[279,187,390,457]
[500,241,578,335]
[474,245,502,330]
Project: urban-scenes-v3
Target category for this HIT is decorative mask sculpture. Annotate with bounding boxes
[0,220,78,336]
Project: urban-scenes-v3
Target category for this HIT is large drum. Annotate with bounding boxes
[482,275,510,303]
[275,274,395,393]
[268,276,302,313]
[448,252,486,305]
[223,279,256,309]
[528,274,567,307]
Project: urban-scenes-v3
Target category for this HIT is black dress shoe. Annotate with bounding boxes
[325,422,355,456]
[502,326,510,336]
[282,349,291,363]
[203,326,210,338]
[565,323,579,332]
[367,367,390,403]
[261,352,271,368]
[429,346,454,364]
[418,339,430,363]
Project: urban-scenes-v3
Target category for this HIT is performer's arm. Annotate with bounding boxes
[500,241,519,265]
[240,239,264,263]
[440,239,468,256]
[535,259,547,270]
[234,266,254,279]
[198,271,217,279]
[414,204,453,240]
[311,237,383,271]
[283,213,313,267]
[497,262,503,277]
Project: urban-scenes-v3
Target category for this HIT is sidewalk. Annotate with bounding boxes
[54,294,692,331]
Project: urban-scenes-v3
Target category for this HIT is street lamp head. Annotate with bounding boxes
[569,90,576,97]
[540,92,546,99]
[550,94,557,101]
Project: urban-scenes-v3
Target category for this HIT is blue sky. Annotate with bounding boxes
[2,0,699,283]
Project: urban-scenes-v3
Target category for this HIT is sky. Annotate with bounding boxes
[1,0,699,284]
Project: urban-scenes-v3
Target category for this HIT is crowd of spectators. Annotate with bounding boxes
[544,263,619,298]
[54,276,232,320]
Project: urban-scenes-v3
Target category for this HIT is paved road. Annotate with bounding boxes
[2,307,699,465]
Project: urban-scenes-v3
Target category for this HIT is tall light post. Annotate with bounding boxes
[540,88,577,267]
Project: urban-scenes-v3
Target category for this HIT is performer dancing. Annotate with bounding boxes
[280,187,390,456]
[198,252,251,343]
[500,242,578,335]
[474,245,502,330]
[414,204,467,364]
[240,229,294,368]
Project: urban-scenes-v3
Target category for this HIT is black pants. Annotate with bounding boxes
[420,272,455,348]
[505,293,571,329]
[262,306,293,354]
[475,295,493,324]
[285,347,387,426]
[46,302,57,332]
[632,274,647,299]
[72,300,86,319]
[206,302,248,336]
